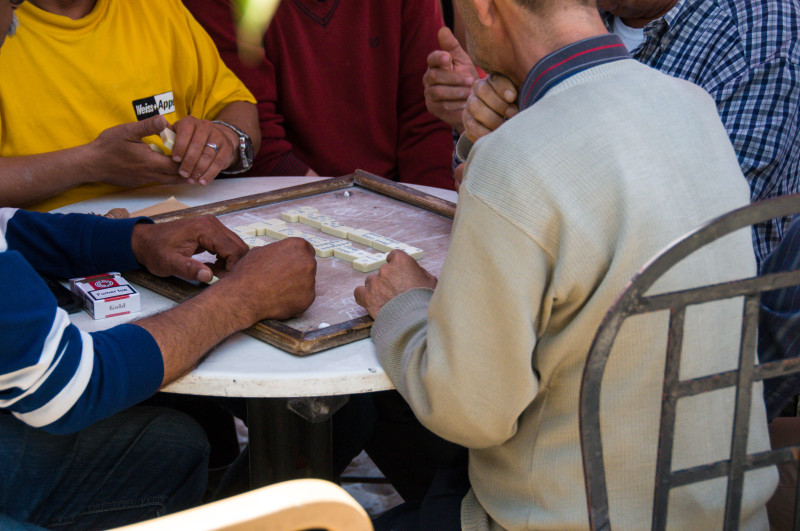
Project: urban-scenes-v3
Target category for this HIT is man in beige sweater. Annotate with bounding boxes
[354,0,777,529]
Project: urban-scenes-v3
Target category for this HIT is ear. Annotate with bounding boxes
[473,0,495,27]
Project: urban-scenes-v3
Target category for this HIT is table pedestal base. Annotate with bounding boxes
[247,397,338,487]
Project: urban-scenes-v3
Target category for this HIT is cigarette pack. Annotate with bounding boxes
[69,272,140,320]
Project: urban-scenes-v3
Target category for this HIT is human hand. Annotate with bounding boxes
[423,27,479,132]
[221,237,317,321]
[131,215,249,283]
[169,117,240,185]
[103,208,130,219]
[88,116,186,188]
[354,250,437,319]
[463,74,518,142]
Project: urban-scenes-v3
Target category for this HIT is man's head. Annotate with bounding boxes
[596,0,678,27]
[1,0,24,48]
[454,0,605,86]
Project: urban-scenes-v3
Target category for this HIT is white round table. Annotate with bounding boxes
[57,175,457,484]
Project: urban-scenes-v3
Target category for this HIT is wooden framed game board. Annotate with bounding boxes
[126,170,456,356]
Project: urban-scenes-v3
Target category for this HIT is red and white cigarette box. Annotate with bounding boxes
[69,272,140,320]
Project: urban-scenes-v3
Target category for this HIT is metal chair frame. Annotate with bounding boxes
[579,194,800,531]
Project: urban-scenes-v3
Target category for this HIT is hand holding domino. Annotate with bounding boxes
[168,116,237,186]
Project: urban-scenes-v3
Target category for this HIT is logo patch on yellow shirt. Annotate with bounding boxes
[132,91,176,120]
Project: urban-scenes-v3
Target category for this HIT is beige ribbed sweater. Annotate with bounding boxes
[371,59,776,530]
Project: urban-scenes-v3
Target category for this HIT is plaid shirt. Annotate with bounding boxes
[604,0,800,266]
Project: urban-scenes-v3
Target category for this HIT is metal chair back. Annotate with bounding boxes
[579,195,800,531]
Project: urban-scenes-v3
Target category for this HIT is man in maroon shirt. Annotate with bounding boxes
[184,0,456,190]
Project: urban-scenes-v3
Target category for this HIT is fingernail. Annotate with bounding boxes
[504,90,515,101]
[197,270,212,283]
[465,77,474,85]
[199,179,207,185]
[173,156,181,162]
[506,108,518,118]
[187,178,196,184]
[179,169,189,178]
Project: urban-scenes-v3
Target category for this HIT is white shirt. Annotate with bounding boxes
[612,15,645,52]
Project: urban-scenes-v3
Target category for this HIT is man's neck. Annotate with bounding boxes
[505,7,609,87]
[29,0,96,19]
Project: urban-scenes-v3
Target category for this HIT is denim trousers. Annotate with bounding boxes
[0,406,210,530]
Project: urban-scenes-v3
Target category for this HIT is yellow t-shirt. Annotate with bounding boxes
[0,0,256,212]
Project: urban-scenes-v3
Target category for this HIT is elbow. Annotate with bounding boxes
[440,425,514,449]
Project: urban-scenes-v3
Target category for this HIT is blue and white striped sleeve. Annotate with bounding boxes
[0,208,164,433]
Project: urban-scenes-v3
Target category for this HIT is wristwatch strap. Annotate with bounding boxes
[212,120,253,174]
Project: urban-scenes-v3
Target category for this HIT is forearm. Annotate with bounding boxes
[0,145,98,208]
[135,281,257,386]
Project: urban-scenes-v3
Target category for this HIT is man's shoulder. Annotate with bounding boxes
[464,58,729,201]
[477,59,715,153]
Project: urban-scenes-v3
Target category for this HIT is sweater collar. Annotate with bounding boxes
[518,34,629,110]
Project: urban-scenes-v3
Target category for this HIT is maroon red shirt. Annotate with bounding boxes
[184,0,456,190]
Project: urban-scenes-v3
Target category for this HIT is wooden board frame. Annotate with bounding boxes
[126,170,456,356]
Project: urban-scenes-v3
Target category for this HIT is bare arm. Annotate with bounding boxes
[136,237,317,386]
[0,116,183,208]
[123,215,317,385]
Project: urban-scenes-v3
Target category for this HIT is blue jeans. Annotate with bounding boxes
[0,406,210,530]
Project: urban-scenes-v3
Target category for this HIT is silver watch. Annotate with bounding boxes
[212,120,254,174]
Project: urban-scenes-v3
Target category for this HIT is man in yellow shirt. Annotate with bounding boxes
[0,0,260,212]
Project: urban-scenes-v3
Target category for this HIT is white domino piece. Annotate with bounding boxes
[248,222,272,236]
[263,218,287,227]
[263,225,284,239]
[310,239,349,258]
[242,236,267,249]
[319,220,354,238]
[234,225,257,237]
[282,206,318,222]
[397,245,423,260]
[280,209,302,223]
[159,127,176,152]
[206,275,220,285]
[370,239,423,260]
[333,244,377,263]
[353,253,388,273]
[271,227,306,240]
[298,212,335,229]
[347,228,383,247]
[302,234,332,246]
[369,235,406,253]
